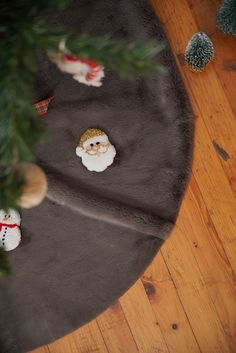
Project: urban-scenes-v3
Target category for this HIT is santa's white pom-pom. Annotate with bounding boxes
[76,128,116,172]
[0,209,21,251]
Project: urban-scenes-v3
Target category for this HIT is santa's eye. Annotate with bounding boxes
[90,143,94,147]
[96,142,100,145]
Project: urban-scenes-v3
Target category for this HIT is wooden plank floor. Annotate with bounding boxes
[31,1,236,352]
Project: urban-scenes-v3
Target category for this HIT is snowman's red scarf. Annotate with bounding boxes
[0,223,19,231]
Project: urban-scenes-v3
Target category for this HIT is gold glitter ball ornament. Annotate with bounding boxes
[17,163,48,208]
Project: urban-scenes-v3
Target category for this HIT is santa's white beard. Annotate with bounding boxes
[77,145,116,172]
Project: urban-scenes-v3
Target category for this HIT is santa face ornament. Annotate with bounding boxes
[76,128,116,172]
[0,209,21,251]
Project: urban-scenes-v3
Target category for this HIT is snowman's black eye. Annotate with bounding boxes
[96,142,100,145]
[90,143,94,147]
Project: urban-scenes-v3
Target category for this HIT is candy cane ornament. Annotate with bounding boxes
[52,53,105,87]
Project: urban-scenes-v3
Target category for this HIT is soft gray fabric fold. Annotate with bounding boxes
[46,172,174,239]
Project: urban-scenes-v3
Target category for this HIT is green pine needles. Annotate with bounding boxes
[185,32,214,72]
[217,0,236,36]
[0,0,165,211]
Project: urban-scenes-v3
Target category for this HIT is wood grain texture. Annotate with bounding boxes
[30,0,236,352]
[97,302,139,353]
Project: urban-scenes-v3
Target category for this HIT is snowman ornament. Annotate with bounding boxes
[0,209,21,251]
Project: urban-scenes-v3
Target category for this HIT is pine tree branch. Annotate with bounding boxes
[43,31,166,78]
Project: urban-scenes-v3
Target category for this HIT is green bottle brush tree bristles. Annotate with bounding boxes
[185,32,214,72]
[0,0,165,275]
[216,0,236,36]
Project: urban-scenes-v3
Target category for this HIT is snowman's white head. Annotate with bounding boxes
[0,209,21,226]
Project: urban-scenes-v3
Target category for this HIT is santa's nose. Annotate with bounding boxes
[90,142,100,150]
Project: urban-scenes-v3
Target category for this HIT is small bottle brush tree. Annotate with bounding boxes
[216,0,236,36]
[185,32,214,71]
[0,0,165,275]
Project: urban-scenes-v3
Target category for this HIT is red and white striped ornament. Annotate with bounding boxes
[52,53,105,87]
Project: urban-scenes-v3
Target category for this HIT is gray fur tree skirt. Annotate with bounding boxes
[0,1,194,352]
